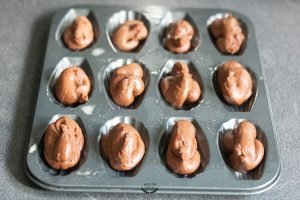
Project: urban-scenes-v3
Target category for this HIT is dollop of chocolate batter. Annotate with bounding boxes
[160,62,201,108]
[166,120,201,175]
[210,15,245,54]
[44,116,84,170]
[112,20,148,52]
[109,63,145,107]
[102,123,145,171]
[218,60,252,106]
[223,121,264,172]
[55,66,91,106]
[63,16,94,50]
[164,20,195,53]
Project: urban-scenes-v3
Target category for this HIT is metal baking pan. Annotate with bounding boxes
[25,5,280,195]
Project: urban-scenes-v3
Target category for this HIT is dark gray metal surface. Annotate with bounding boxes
[1,0,299,199]
[25,5,279,194]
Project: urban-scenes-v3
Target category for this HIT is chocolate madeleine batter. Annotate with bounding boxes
[223,121,264,172]
[63,16,94,50]
[109,63,145,107]
[160,62,201,108]
[55,66,91,106]
[166,120,201,175]
[112,20,148,52]
[102,123,145,171]
[218,61,252,106]
[164,20,194,53]
[210,15,245,54]
[44,116,84,170]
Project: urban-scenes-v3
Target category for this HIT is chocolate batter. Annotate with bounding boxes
[112,20,148,52]
[164,20,194,53]
[55,66,91,106]
[217,60,252,106]
[43,116,84,170]
[210,15,245,54]
[223,121,264,172]
[101,123,145,171]
[63,16,94,51]
[160,62,201,108]
[109,63,145,107]
[166,120,201,175]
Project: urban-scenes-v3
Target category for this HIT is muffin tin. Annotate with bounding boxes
[25,5,280,194]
